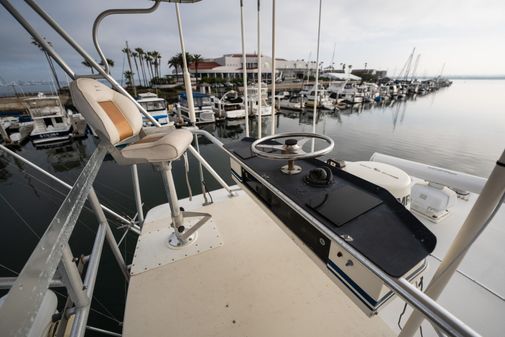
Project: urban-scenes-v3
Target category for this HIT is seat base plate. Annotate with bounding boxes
[131,215,222,275]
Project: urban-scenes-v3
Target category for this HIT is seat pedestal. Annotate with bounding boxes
[159,162,211,247]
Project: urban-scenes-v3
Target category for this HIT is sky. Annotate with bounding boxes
[0,0,504,83]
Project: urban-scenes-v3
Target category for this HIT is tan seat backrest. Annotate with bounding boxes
[70,78,142,145]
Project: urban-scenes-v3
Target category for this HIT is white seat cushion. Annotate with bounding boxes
[121,129,193,162]
[70,78,142,145]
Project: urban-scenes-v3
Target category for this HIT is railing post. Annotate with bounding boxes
[70,218,107,337]
[131,164,144,226]
[88,189,130,281]
[193,134,210,205]
[0,145,107,336]
[57,246,89,308]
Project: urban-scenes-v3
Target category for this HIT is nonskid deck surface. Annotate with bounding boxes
[124,189,394,337]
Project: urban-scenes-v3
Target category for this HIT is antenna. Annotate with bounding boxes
[256,0,262,138]
[239,0,249,137]
[439,62,446,78]
[330,42,336,70]
[411,54,421,80]
[403,47,415,80]
[397,47,415,80]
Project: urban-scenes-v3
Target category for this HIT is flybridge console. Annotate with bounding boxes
[225,135,436,315]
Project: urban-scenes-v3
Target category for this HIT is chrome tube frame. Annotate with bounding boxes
[88,189,130,281]
[92,1,161,75]
[131,164,145,226]
[187,144,238,197]
[0,277,64,290]
[0,145,107,336]
[59,246,89,308]
[70,216,107,337]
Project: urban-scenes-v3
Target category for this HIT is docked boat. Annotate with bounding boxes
[247,83,272,116]
[211,90,246,119]
[339,82,364,104]
[279,94,305,111]
[176,92,215,124]
[0,116,33,146]
[24,93,72,145]
[0,2,503,337]
[305,86,335,110]
[136,92,171,126]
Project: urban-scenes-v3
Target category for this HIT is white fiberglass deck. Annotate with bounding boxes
[123,189,394,337]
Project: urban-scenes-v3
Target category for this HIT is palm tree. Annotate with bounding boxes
[81,59,95,74]
[192,54,203,83]
[31,37,61,91]
[150,51,161,78]
[131,52,142,87]
[135,48,147,86]
[124,70,134,87]
[145,52,153,81]
[168,56,180,82]
[122,47,135,85]
[99,58,114,69]
[146,51,156,82]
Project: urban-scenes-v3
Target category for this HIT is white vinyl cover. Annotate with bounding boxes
[70,78,142,145]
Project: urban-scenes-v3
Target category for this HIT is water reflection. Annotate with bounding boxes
[0,152,12,181]
[43,140,88,172]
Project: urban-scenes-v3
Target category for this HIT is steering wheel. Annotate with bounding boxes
[251,132,334,174]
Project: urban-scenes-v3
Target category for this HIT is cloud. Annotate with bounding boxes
[0,0,504,82]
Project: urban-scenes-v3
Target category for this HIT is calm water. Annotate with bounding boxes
[0,80,503,335]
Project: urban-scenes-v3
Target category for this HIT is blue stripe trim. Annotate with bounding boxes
[231,168,242,182]
[143,114,168,121]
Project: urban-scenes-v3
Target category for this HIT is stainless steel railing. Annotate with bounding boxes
[0,144,129,336]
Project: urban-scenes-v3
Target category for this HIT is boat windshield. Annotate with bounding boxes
[139,100,166,111]
[195,96,211,106]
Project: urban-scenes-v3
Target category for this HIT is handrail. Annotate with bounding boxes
[92,1,161,75]
[0,144,107,336]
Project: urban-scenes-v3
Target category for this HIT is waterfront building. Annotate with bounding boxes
[186,53,318,81]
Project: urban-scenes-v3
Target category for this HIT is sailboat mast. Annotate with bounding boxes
[330,42,336,70]
[240,0,249,137]
[270,0,276,135]
[312,0,322,150]
[439,62,446,78]
[257,0,262,138]
[175,3,196,124]
[403,47,415,80]
[411,54,421,80]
